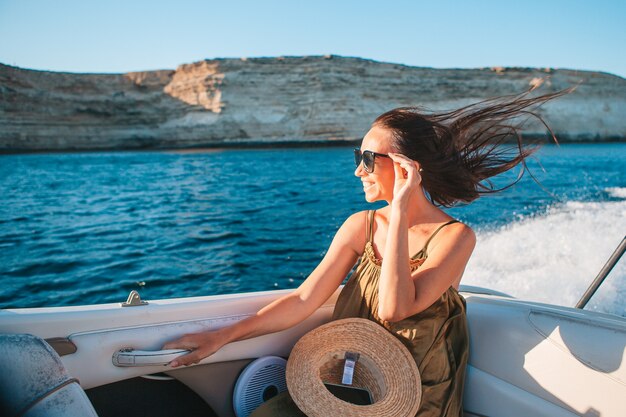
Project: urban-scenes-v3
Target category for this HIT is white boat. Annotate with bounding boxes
[1,237,624,417]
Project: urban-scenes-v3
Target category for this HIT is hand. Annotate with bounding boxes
[388,152,422,207]
[162,330,225,367]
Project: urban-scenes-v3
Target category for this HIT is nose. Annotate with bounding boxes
[355,162,366,177]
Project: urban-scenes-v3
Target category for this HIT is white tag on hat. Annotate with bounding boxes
[342,351,360,385]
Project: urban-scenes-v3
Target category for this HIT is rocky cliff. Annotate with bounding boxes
[1,56,625,152]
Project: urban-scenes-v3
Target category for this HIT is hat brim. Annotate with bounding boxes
[286,318,421,417]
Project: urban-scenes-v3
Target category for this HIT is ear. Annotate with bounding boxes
[414,161,424,185]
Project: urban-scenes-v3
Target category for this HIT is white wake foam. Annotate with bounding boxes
[606,187,626,199]
[465,189,626,317]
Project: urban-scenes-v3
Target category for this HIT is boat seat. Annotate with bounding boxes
[0,333,99,417]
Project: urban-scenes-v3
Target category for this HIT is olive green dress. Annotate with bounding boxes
[251,210,469,417]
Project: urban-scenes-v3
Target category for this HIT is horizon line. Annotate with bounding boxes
[1,54,624,80]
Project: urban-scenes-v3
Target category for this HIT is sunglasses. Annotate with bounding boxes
[354,148,390,173]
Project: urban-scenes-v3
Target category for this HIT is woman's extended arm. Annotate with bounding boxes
[163,211,365,367]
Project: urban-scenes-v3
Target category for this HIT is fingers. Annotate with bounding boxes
[164,332,220,368]
[387,152,413,163]
[162,335,199,367]
[388,152,418,170]
[162,336,196,351]
[388,153,421,183]
[391,156,406,178]
[169,350,202,368]
[163,340,194,368]
[162,341,177,350]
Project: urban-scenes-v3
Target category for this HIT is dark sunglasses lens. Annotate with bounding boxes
[354,149,362,167]
[362,152,374,172]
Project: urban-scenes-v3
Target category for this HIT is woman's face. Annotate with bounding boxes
[355,125,396,203]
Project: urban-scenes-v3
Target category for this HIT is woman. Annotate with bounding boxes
[164,88,571,416]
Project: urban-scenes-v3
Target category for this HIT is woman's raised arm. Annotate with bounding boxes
[378,214,475,322]
[376,152,476,322]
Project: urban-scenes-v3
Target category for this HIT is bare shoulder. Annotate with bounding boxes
[343,210,369,228]
[334,210,369,254]
[448,220,476,242]
[433,220,476,251]
[451,221,475,238]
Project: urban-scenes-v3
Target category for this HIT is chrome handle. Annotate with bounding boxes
[112,348,190,367]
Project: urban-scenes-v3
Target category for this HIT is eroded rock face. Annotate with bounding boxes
[1,56,624,151]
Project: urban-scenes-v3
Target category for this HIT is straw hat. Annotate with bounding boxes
[286,318,421,417]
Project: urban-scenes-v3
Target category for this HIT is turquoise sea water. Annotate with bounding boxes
[1,144,624,316]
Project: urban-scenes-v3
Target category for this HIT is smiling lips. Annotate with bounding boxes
[362,181,375,191]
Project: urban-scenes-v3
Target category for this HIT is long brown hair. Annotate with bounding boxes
[373,87,575,207]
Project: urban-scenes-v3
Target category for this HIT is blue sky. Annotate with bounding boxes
[0,0,624,77]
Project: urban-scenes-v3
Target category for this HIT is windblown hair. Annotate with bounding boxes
[373,87,575,207]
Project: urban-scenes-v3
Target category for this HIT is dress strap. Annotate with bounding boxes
[366,210,376,243]
[421,220,459,254]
